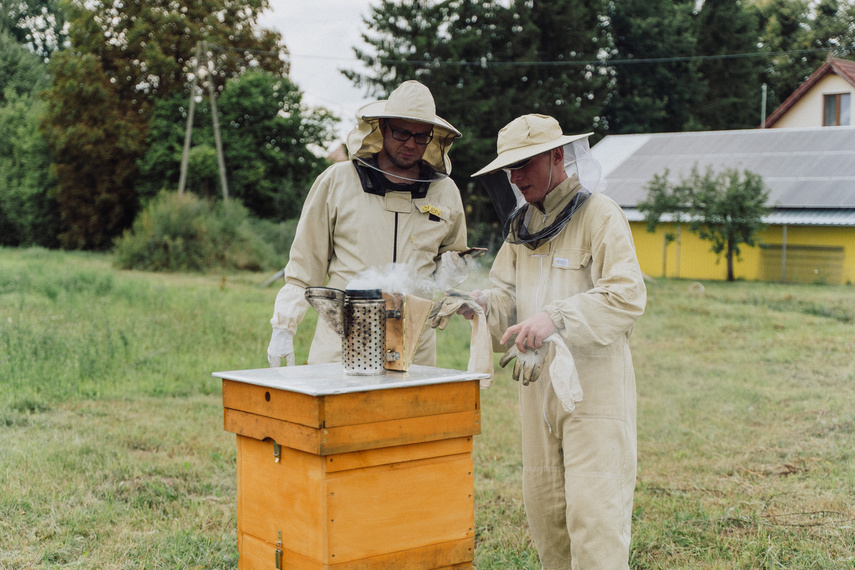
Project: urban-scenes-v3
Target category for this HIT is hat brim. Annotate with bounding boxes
[472,132,592,177]
[358,100,461,138]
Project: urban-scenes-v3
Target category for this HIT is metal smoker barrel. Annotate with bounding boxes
[342,288,386,375]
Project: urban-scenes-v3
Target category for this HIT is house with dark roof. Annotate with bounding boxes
[592,127,855,284]
[764,54,855,129]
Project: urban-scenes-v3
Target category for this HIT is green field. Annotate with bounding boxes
[1,247,854,568]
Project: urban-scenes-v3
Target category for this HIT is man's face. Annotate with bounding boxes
[507,150,558,205]
[380,119,433,171]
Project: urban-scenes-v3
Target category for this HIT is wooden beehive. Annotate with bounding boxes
[216,364,486,569]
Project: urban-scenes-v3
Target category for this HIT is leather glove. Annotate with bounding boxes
[429,294,482,330]
[499,344,545,386]
[267,328,295,367]
[433,251,471,290]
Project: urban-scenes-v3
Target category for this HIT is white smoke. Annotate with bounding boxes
[346,262,437,297]
[346,256,486,298]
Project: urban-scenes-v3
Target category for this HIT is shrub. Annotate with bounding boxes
[113,191,282,272]
[246,217,298,260]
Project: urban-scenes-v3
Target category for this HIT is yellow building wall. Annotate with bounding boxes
[630,221,855,284]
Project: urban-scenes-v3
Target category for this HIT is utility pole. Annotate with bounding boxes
[204,41,230,205]
[178,40,229,206]
[178,41,202,195]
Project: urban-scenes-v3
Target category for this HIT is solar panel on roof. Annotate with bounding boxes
[595,126,855,218]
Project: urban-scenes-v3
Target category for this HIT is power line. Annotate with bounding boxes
[208,43,288,58]
[206,40,855,70]
[366,45,855,68]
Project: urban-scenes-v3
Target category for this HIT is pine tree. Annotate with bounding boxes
[603,0,704,133]
[695,0,765,130]
[347,0,610,241]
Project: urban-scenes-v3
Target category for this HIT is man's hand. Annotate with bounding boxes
[500,311,557,352]
[456,290,487,320]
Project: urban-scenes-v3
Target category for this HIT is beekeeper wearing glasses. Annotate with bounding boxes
[267,80,471,368]
[467,114,646,569]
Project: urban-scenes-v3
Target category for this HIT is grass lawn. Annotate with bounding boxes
[1,246,854,568]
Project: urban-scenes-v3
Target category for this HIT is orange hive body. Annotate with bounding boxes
[215,364,487,569]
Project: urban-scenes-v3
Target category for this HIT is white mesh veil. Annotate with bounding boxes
[490,137,601,249]
[506,138,604,208]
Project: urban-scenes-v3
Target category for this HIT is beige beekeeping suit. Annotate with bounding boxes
[269,81,468,366]
[485,175,646,569]
[472,114,646,569]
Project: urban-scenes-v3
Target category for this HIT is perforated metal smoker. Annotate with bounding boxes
[341,289,386,375]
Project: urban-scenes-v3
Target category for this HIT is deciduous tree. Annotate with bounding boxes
[640,165,771,281]
[0,29,50,104]
[0,30,58,247]
[41,0,289,249]
[0,90,59,247]
[0,0,68,57]
[138,70,336,220]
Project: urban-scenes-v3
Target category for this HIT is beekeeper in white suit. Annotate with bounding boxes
[465,114,646,569]
[268,80,471,368]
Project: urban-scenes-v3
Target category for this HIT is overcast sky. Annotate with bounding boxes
[258,0,378,142]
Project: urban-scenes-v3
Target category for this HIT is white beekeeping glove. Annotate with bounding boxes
[434,250,471,290]
[267,328,295,368]
[429,293,494,387]
[267,283,308,367]
[499,343,544,386]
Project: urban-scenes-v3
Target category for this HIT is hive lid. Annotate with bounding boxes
[213,363,489,396]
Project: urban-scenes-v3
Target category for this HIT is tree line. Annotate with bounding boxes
[1,0,854,252]
[1,0,336,250]
[350,0,855,244]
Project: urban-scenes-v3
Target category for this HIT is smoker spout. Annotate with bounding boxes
[305,287,346,337]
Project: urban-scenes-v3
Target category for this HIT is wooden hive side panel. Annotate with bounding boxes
[236,435,328,562]
[324,454,475,563]
[223,379,321,427]
[322,381,480,427]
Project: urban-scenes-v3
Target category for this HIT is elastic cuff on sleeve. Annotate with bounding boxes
[544,305,564,330]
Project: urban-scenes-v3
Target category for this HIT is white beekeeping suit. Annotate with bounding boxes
[268,80,470,368]
[472,114,646,569]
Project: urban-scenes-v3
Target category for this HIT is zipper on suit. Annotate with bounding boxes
[530,251,553,434]
[393,212,399,263]
[540,380,552,434]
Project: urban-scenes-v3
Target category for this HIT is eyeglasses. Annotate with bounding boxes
[502,156,535,173]
[388,125,433,145]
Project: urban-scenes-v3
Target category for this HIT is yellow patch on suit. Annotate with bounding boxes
[419,204,442,218]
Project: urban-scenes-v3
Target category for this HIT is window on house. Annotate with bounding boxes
[823,93,851,126]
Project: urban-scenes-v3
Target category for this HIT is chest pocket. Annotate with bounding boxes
[552,248,591,270]
[410,198,451,253]
[547,248,594,297]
